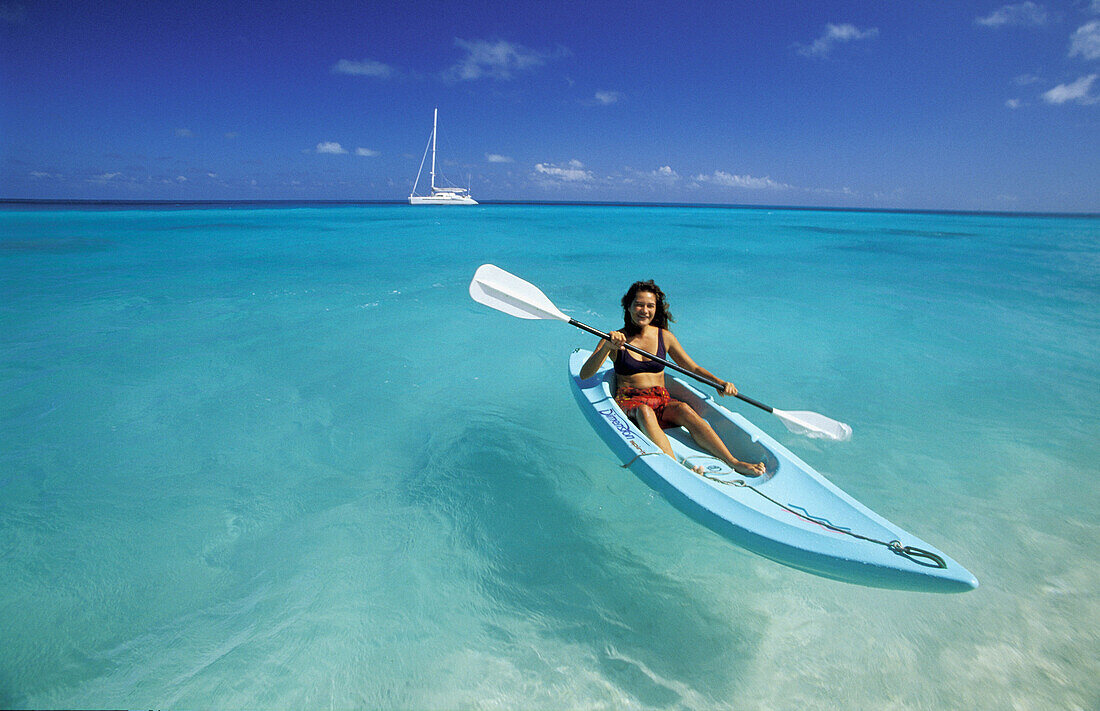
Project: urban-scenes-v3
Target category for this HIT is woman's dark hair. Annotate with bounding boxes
[621,280,674,336]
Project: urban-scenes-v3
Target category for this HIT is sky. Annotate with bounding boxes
[1,0,1098,212]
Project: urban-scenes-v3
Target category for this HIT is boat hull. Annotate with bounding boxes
[408,194,478,205]
[568,350,978,593]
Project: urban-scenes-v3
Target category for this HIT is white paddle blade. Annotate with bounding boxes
[469,264,570,322]
[773,409,852,441]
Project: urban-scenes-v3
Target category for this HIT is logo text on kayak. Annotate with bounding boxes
[598,408,635,440]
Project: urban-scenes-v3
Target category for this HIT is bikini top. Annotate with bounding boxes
[613,329,666,376]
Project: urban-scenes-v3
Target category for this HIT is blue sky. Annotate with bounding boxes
[2,1,1098,211]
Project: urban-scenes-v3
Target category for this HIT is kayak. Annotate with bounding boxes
[569,349,978,593]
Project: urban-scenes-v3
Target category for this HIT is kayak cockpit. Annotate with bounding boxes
[598,368,779,480]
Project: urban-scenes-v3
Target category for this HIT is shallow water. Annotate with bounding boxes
[1,204,1097,709]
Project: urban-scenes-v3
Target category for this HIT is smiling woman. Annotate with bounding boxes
[579,279,766,476]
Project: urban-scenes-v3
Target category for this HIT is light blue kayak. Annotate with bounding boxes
[569,349,978,593]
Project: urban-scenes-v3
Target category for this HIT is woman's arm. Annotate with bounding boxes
[579,330,625,380]
[665,330,738,396]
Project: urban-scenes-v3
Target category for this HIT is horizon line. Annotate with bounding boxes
[1,198,1096,220]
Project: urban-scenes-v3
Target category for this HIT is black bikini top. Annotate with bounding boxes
[613,329,666,376]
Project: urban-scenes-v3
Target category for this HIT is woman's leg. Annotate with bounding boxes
[629,403,714,475]
[662,401,765,476]
[628,404,677,459]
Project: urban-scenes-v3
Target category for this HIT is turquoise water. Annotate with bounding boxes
[1,204,1097,709]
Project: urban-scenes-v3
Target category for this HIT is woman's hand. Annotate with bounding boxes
[603,330,626,353]
[716,380,738,397]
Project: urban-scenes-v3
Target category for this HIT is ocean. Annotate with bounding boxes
[1,203,1097,709]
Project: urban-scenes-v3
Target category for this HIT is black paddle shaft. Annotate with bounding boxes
[568,318,774,414]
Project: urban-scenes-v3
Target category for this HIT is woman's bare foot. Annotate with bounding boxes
[732,460,766,477]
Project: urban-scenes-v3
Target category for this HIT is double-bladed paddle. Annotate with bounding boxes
[469,263,852,442]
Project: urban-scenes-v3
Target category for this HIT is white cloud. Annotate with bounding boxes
[805,185,860,200]
[976,2,1048,28]
[617,165,682,187]
[1070,21,1100,60]
[694,170,791,190]
[89,172,122,183]
[534,159,593,182]
[356,147,379,157]
[797,24,878,58]
[594,90,621,105]
[1006,98,1024,109]
[316,142,348,154]
[445,39,565,81]
[1042,74,1099,104]
[332,59,397,78]
[486,153,514,163]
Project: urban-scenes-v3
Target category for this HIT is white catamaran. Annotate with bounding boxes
[409,108,477,205]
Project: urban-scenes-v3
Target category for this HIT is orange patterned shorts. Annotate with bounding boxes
[615,385,681,429]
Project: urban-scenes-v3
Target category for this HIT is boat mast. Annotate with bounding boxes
[430,108,438,191]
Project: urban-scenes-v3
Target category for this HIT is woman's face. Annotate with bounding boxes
[629,291,657,327]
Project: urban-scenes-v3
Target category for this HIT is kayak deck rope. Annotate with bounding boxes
[692,468,948,570]
[621,451,665,468]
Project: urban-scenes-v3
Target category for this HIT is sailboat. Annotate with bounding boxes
[409,108,478,205]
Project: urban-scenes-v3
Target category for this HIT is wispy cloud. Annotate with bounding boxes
[620,165,682,186]
[594,90,622,105]
[797,24,878,58]
[976,2,1048,28]
[534,160,592,182]
[445,39,567,81]
[332,59,397,78]
[486,153,514,163]
[694,170,791,190]
[1043,74,1099,104]
[316,142,348,154]
[175,128,194,138]
[356,147,379,157]
[811,185,859,199]
[89,171,123,183]
[1070,21,1100,60]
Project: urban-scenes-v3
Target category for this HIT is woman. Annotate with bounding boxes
[579,280,766,477]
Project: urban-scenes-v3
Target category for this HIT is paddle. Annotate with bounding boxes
[469,263,852,442]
